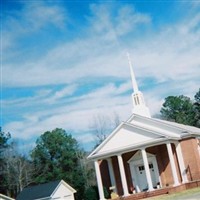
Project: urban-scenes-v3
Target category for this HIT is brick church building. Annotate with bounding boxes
[87,56,200,200]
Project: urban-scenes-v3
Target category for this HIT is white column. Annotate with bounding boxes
[166,142,180,186]
[94,160,106,200]
[175,142,188,183]
[141,148,154,191]
[117,154,129,196]
[107,158,117,192]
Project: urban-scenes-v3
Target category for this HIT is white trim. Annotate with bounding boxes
[87,122,125,159]
[166,143,180,186]
[88,138,170,160]
[128,114,200,137]
[107,158,117,193]
[50,180,76,198]
[0,194,14,200]
[87,120,175,160]
[141,149,154,191]
[128,114,186,132]
[88,114,200,160]
[124,122,176,139]
[94,160,106,200]
[175,142,188,183]
[117,154,129,196]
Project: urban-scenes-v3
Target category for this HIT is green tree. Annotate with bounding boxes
[31,128,86,200]
[84,185,109,200]
[0,127,10,153]
[195,89,200,102]
[194,89,200,127]
[0,127,11,194]
[160,95,195,125]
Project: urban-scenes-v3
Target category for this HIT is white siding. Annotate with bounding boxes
[52,183,75,200]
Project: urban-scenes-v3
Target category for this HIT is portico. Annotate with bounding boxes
[90,136,188,199]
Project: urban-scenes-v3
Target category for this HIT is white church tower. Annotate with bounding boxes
[127,53,151,118]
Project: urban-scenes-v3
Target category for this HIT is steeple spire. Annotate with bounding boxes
[127,52,139,93]
[127,53,151,118]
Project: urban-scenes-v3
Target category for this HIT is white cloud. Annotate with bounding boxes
[3,8,200,89]
[54,85,77,98]
[23,1,67,29]
[2,1,67,51]
[88,3,151,40]
[115,5,151,36]
[2,2,200,150]
[4,80,132,141]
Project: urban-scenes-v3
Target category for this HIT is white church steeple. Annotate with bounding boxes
[127,53,151,118]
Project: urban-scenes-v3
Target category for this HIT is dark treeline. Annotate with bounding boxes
[0,128,96,200]
[160,88,200,127]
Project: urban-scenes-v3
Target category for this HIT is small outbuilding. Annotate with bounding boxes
[16,180,76,200]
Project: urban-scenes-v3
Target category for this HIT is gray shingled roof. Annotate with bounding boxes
[16,180,61,200]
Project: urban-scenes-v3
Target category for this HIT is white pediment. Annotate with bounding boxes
[89,122,165,158]
[88,114,200,160]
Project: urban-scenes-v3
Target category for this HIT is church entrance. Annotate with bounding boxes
[135,163,157,191]
[136,164,148,191]
[128,151,160,192]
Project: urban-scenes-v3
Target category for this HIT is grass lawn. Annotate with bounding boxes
[145,187,200,200]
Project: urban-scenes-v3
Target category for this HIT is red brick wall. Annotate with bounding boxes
[99,160,111,192]
[112,156,123,196]
[180,138,200,181]
[123,151,136,192]
[147,144,174,187]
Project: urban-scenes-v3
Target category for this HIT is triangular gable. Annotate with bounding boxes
[51,180,76,199]
[88,122,125,159]
[88,122,168,159]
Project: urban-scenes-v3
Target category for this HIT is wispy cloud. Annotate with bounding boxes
[88,3,151,39]
[2,1,67,51]
[2,2,200,150]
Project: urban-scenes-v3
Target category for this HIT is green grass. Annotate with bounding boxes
[146,187,200,200]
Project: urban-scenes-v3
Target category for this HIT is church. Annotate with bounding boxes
[87,56,200,200]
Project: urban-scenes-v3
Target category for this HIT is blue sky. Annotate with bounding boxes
[1,0,200,152]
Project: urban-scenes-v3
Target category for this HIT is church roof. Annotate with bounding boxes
[16,180,60,200]
[88,114,200,160]
[128,114,200,136]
